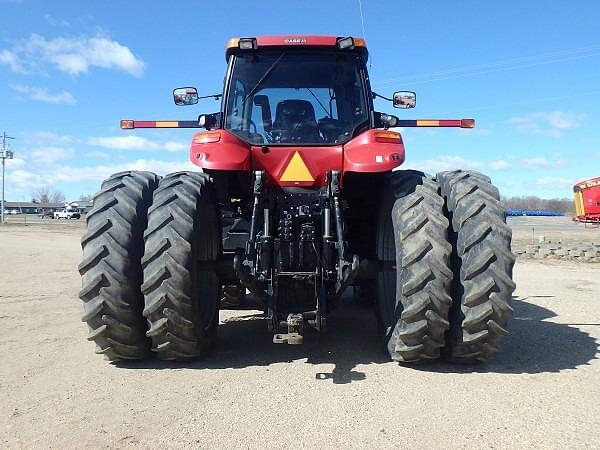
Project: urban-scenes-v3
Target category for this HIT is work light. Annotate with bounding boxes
[239,38,258,50]
[336,37,355,49]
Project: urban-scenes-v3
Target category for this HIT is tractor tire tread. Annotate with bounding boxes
[379,170,453,362]
[79,171,159,361]
[437,169,516,362]
[142,171,219,361]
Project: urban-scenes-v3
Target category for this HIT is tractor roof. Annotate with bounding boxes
[225,35,368,61]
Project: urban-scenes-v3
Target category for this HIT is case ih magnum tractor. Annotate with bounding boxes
[79,36,515,363]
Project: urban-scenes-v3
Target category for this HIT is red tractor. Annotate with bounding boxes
[79,36,515,363]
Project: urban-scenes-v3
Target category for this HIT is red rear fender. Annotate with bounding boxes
[189,129,405,182]
[343,129,405,173]
[190,130,251,171]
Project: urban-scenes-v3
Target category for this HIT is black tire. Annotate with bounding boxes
[78,171,160,360]
[437,170,516,362]
[141,171,221,360]
[376,170,453,362]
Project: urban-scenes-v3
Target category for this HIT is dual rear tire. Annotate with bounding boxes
[79,171,220,361]
[79,169,515,364]
[375,170,516,363]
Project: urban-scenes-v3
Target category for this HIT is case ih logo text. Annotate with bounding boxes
[284,38,307,44]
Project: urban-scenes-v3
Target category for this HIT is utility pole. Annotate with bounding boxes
[1,131,16,225]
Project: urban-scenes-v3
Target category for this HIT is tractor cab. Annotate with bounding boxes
[203,37,416,145]
[223,41,370,146]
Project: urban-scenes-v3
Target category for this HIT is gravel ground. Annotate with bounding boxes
[509,216,599,246]
[1,223,599,449]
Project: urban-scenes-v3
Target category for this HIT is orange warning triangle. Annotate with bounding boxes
[280,152,314,182]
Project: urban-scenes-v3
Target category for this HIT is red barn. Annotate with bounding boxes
[574,176,600,222]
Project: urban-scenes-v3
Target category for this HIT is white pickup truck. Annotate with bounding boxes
[53,209,81,220]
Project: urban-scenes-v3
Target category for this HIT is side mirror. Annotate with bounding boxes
[393,91,416,109]
[379,113,399,129]
[173,87,198,106]
[198,113,219,130]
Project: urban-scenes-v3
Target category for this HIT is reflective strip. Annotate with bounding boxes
[155,121,179,128]
[440,120,463,127]
[416,120,439,127]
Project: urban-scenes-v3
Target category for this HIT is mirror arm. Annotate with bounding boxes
[372,91,394,102]
[198,93,223,100]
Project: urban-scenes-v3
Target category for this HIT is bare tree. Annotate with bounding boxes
[501,196,573,214]
[32,185,66,204]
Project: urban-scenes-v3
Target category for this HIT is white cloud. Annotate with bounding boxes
[30,147,75,165]
[489,159,510,170]
[6,169,39,189]
[533,177,576,189]
[49,159,196,182]
[5,157,25,169]
[404,155,510,173]
[0,49,26,73]
[5,159,195,193]
[25,131,76,146]
[86,151,111,159]
[0,33,145,77]
[521,157,568,170]
[88,135,160,150]
[510,111,586,137]
[165,142,188,152]
[11,84,75,105]
[88,136,188,152]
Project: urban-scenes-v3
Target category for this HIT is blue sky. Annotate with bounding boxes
[1,0,599,201]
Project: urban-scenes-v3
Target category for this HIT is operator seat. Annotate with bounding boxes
[272,100,321,143]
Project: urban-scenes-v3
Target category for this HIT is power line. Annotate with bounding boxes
[407,89,600,119]
[357,0,371,69]
[375,44,600,84]
[357,0,366,39]
[372,44,600,87]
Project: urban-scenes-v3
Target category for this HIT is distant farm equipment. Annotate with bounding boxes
[505,210,564,217]
[573,177,600,223]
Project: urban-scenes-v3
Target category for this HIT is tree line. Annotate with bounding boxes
[30,185,92,204]
[500,196,573,214]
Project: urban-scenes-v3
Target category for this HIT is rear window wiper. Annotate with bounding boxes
[243,53,286,105]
